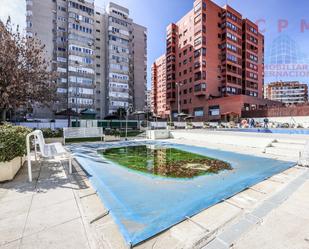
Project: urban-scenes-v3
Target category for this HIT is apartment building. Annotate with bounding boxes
[145,90,151,112]
[106,3,147,115]
[132,23,148,112]
[151,54,167,118]
[152,0,268,120]
[26,0,147,119]
[265,81,308,104]
[94,8,108,118]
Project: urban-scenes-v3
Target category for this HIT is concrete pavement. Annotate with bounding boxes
[1,131,309,249]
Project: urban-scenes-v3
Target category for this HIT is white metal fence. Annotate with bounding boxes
[15,120,68,129]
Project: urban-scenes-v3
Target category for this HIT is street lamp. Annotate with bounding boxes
[125,104,133,141]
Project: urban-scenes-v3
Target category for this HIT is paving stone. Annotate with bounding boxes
[23,198,80,236]
[0,213,27,246]
[203,238,228,249]
[20,218,90,249]
[30,186,75,211]
[0,195,32,220]
[190,202,241,232]
[218,218,254,245]
[234,209,309,249]
[0,239,21,249]
[251,201,277,218]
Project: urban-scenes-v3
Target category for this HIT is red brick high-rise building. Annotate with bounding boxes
[151,0,276,121]
[151,54,168,118]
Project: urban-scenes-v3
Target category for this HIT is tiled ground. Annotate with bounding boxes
[0,158,93,249]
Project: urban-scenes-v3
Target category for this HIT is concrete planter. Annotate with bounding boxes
[146,130,170,140]
[0,157,25,182]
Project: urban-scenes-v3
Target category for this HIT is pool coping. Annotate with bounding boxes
[204,168,309,249]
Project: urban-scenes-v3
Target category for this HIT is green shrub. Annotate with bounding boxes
[40,128,63,138]
[167,122,174,127]
[0,124,31,162]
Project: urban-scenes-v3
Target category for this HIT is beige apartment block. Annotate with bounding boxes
[26,0,147,119]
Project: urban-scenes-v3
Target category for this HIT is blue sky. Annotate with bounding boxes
[1,0,309,88]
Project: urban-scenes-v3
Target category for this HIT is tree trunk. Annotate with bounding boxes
[0,109,7,122]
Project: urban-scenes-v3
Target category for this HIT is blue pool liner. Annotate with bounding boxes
[69,141,295,246]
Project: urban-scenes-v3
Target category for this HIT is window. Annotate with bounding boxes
[226,12,238,22]
[57,67,67,73]
[26,21,32,28]
[248,25,258,34]
[209,106,220,116]
[227,43,237,52]
[194,107,204,117]
[249,35,258,44]
[57,57,67,62]
[69,12,93,24]
[69,44,94,55]
[194,83,206,92]
[110,16,129,27]
[194,2,202,13]
[194,37,202,46]
[202,48,206,56]
[58,6,66,12]
[57,88,67,93]
[226,22,237,31]
[57,26,66,32]
[194,49,201,58]
[57,47,66,52]
[69,23,92,34]
[194,14,202,24]
[227,54,237,62]
[227,32,237,42]
[69,76,93,85]
[249,53,258,62]
[68,1,94,15]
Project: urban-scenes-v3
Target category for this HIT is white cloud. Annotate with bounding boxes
[0,0,26,30]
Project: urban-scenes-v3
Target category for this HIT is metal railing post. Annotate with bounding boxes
[26,134,32,182]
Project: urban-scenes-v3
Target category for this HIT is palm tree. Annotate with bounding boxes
[116,107,126,120]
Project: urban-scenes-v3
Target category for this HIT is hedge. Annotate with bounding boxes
[0,124,31,162]
[40,128,63,138]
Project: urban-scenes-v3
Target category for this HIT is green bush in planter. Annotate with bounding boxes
[40,128,63,138]
[0,124,31,162]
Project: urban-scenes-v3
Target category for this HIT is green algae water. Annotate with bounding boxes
[101,145,231,178]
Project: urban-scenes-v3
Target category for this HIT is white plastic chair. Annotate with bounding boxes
[26,130,72,182]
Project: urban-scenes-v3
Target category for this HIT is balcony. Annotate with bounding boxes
[194,83,207,96]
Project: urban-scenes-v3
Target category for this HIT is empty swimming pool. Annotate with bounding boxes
[68,141,295,246]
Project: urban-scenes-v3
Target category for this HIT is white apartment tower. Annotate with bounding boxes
[26,0,147,119]
[106,2,147,114]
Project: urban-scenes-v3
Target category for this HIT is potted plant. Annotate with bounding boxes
[41,128,63,144]
[0,124,31,182]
